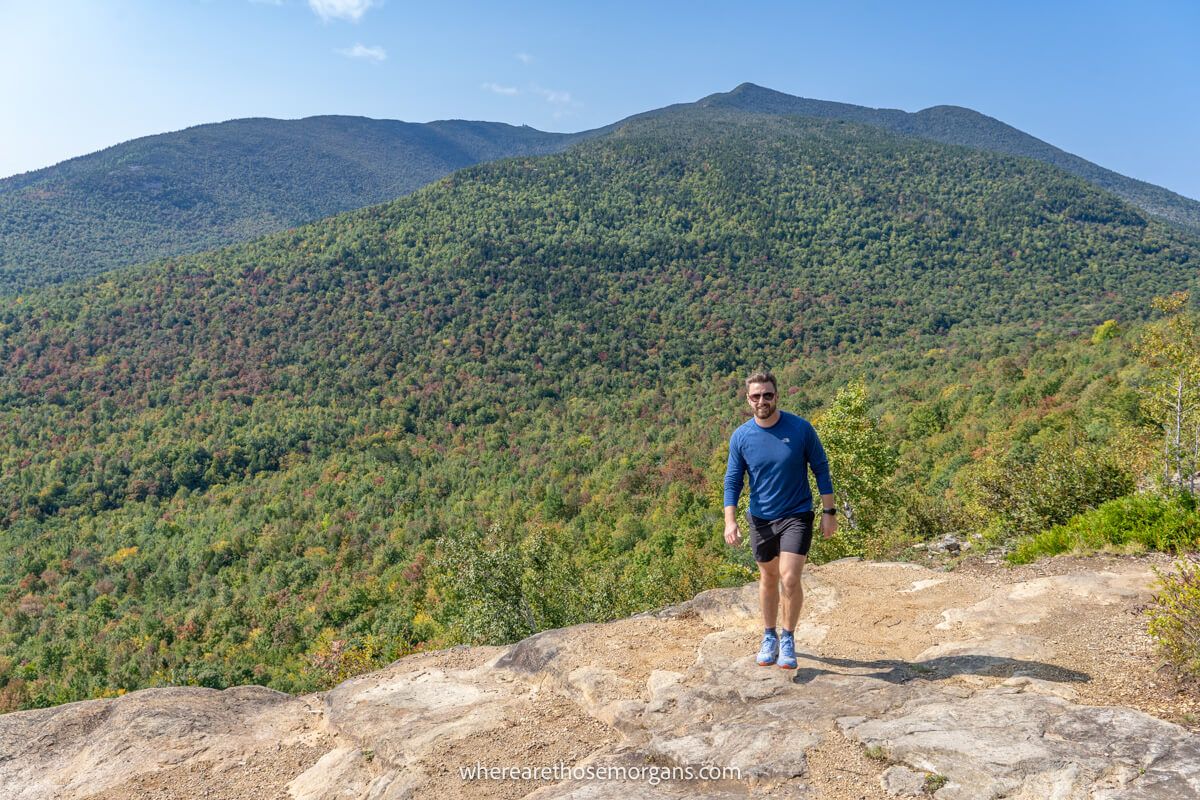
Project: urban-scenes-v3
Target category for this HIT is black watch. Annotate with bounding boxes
[821,507,837,516]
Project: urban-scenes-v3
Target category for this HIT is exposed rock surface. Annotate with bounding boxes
[2,556,1197,799]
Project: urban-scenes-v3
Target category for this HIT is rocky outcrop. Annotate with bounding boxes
[2,557,1196,799]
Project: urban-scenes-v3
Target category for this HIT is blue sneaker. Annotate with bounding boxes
[756,630,779,666]
[778,631,798,670]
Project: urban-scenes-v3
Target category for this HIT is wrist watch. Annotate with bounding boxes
[822,507,837,516]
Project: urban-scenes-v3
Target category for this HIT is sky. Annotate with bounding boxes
[1,0,1198,200]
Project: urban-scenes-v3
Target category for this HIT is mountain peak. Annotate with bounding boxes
[677,83,1198,230]
[728,81,772,94]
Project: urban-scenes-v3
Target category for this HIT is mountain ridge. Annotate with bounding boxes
[700,83,1200,234]
[0,116,584,293]
[2,83,1197,295]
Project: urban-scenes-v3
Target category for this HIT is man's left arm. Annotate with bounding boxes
[807,424,837,538]
[818,492,837,538]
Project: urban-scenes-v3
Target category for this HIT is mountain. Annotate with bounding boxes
[3,84,1197,296]
[0,116,581,293]
[697,83,1200,235]
[0,109,1196,710]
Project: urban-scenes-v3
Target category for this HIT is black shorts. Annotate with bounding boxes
[748,512,815,563]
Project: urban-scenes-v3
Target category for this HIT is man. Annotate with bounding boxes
[723,370,836,670]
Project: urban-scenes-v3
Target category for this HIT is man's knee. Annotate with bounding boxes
[779,554,806,591]
[780,570,803,592]
[757,558,780,580]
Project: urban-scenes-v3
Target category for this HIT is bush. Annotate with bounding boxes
[966,434,1135,544]
[1008,493,1200,564]
[434,524,536,646]
[1147,556,1200,680]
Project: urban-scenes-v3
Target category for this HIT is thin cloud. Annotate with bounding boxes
[482,82,519,96]
[515,52,533,65]
[309,0,379,22]
[337,43,387,62]
[533,85,572,105]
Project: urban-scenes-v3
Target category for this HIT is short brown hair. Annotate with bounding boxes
[745,371,777,392]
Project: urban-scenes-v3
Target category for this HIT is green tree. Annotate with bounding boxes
[435,524,536,645]
[813,381,898,556]
[1091,319,1120,345]
[1137,292,1200,495]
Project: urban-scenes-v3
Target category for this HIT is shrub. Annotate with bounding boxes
[1091,319,1120,345]
[925,773,949,793]
[434,524,536,645]
[306,630,390,687]
[1008,493,1200,564]
[1147,556,1200,680]
[965,434,1134,544]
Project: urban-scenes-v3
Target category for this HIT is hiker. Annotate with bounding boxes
[723,370,836,669]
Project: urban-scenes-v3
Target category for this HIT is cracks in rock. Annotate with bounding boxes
[1139,748,1170,775]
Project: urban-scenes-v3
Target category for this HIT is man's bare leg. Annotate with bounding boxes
[775,552,807,669]
[779,552,807,632]
[757,557,780,629]
[754,557,783,665]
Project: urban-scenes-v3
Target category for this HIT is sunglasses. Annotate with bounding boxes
[748,392,776,402]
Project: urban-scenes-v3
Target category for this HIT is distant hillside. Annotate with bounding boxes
[3,84,1197,295]
[695,83,1200,235]
[1,110,1196,709]
[0,116,579,293]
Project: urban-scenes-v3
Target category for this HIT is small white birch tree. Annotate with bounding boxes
[1137,292,1200,496]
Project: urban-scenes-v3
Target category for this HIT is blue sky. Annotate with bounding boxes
[2,0,1198,200]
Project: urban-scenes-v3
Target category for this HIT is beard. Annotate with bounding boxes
[754,402,777,418]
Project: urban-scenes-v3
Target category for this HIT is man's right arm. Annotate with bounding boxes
[723,433,745,546]
[723,505,741,546]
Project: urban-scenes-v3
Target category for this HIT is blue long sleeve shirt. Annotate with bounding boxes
[724,411,834,520]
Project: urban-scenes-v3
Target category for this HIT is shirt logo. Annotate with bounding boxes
[783,437,791,443]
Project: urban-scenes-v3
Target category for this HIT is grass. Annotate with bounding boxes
[864,744,889,761]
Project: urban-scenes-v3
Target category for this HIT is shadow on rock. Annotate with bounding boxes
[790,653,1090,685]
